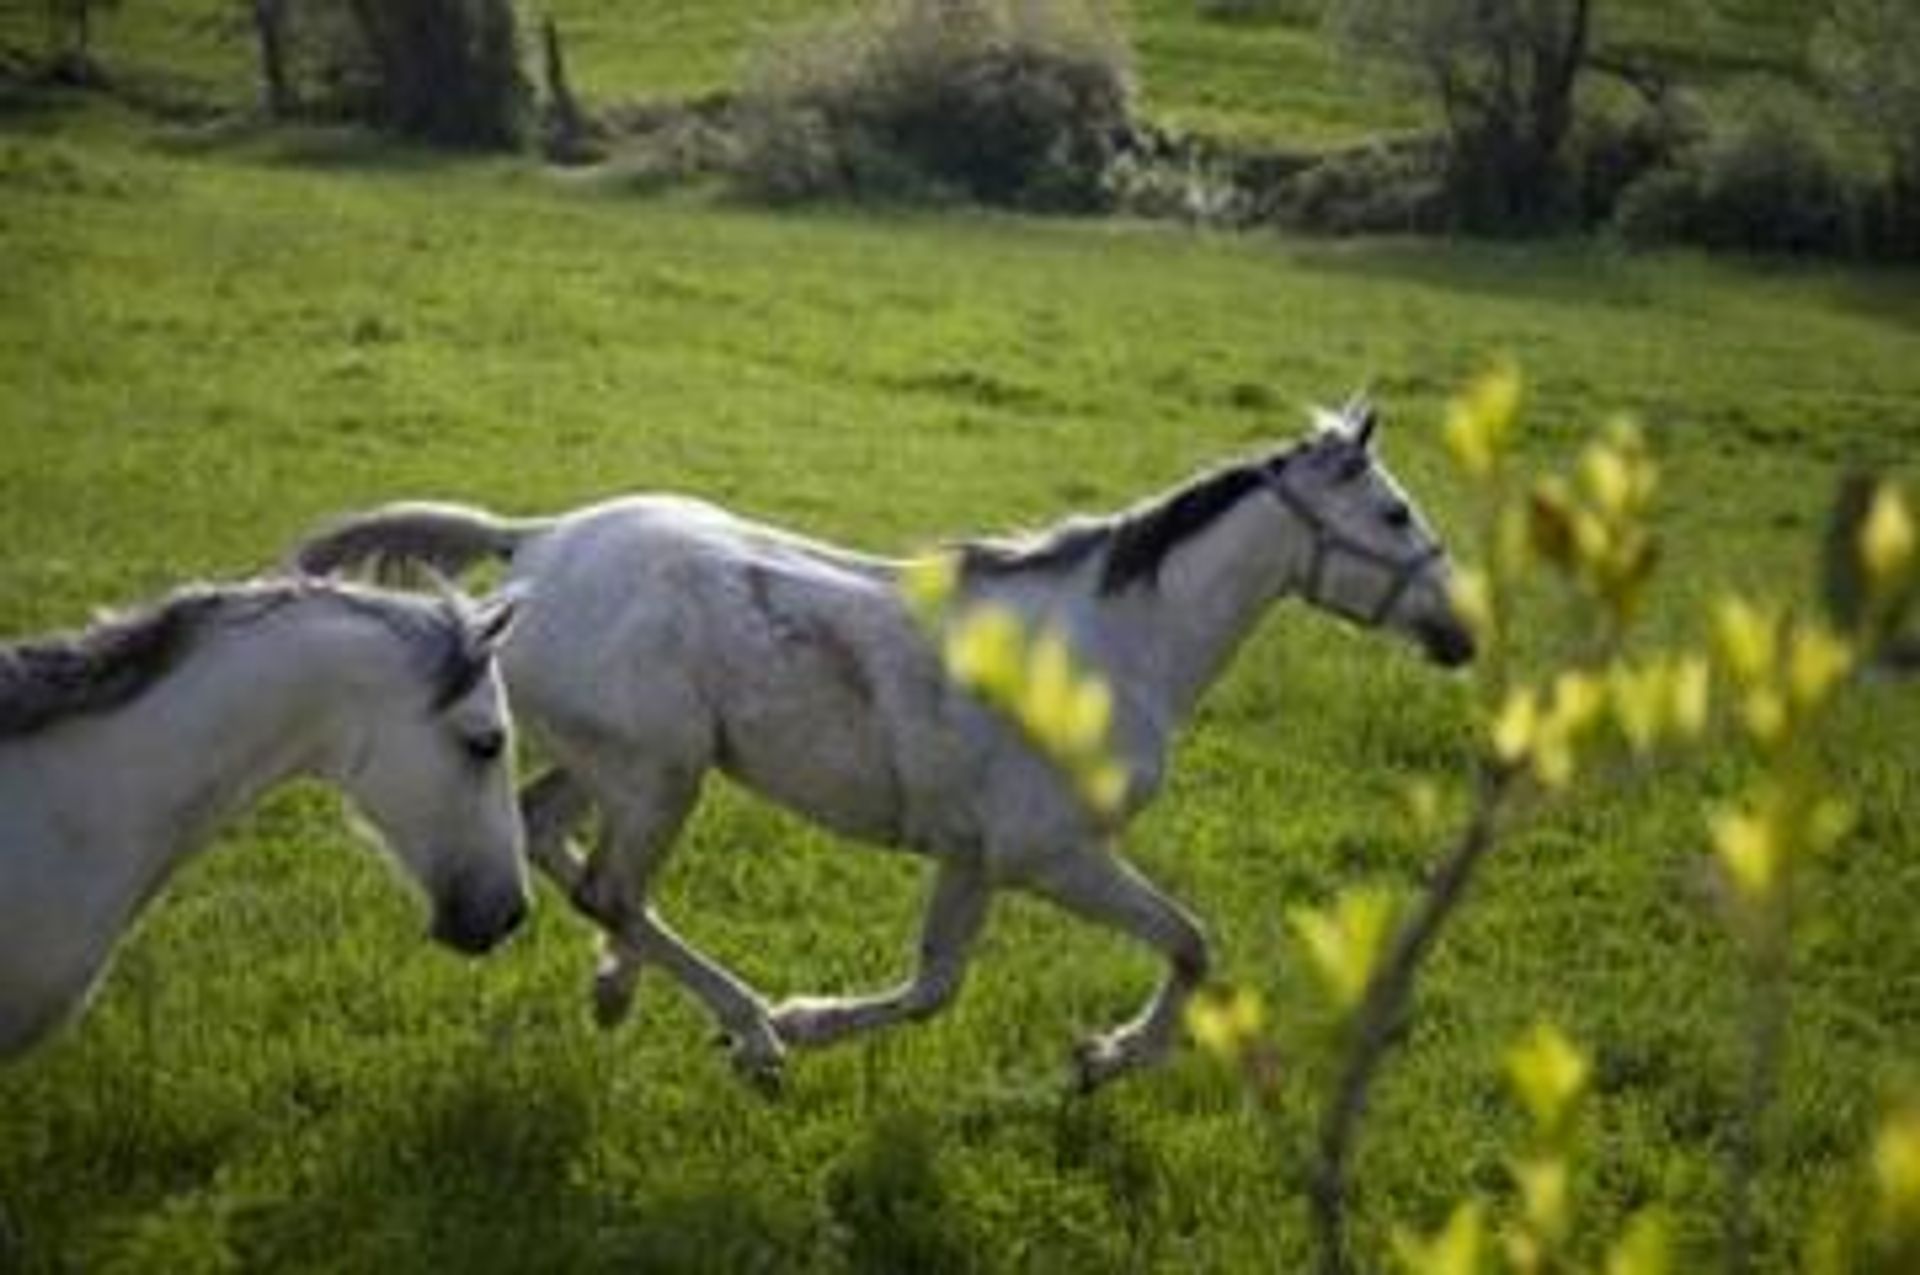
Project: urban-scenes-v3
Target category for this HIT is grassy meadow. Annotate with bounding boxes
[3,2,1920,1272]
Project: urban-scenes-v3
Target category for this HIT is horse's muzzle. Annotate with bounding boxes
[1417,617,1477,669]
[431,878,528,955]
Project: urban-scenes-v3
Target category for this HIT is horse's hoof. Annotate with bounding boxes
[591,960,638,1029]
[1069,1034,1125,1095]
[724,1035,787,1099]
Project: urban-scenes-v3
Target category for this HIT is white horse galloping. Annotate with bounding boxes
[294,399,1472,1090]
[0,578,528,1057]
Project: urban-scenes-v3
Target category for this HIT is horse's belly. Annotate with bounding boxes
[714,699,906,847]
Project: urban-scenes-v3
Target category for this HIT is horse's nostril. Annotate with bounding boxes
[1418,619,1476,668]
[431,881,527,955]
[500,892,529,937]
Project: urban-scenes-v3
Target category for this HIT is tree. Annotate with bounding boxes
[43,0,120,81]
[1327,0,1596,231]
[248,0,294,116]
[337,0,530,148]
[1815,0,1920,247]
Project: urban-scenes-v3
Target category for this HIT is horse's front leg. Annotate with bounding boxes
[770,855,990,1048]
[1018,845,1210,1092]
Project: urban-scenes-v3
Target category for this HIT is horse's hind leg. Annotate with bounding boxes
[570,762,786,1089]
[1017,845,1210,1092]
[770,855,990,1049]
[520,767,594,895]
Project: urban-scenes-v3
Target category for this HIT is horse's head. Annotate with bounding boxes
[1262,396,1476,668]
[328,588,530,955]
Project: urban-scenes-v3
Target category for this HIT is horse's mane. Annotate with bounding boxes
[0,580,479,741]
[957,451,1287,596]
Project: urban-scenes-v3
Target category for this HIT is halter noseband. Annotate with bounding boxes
[1259,464,1442,628]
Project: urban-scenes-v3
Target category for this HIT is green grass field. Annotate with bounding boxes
[3,3,1918,1271]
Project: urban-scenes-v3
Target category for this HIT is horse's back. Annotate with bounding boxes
[499,497,923,832]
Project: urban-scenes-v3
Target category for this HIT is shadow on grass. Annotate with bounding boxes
[232,1052,811,1273]
[1283,235,1664,314]
[140,116,483,177]
[826,1107,974,1275]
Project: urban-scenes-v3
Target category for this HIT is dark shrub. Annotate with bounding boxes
[1252,134,1450,235]
[736,0,1135,212]
[1563,92,1691,229]
[1614,86,1868,255]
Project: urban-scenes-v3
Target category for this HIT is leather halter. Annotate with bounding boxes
[1259,463,1442,628]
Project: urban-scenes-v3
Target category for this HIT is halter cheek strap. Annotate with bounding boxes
[1261,469,1442,628]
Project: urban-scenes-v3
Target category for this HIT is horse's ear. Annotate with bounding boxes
[468,586,523,654]
[1347,394,1379,450]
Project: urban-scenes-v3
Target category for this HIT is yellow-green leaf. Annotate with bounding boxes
[1581,442,1633,518]
[1860,482,1915,591]
[1024,626,1077,752]
[1512,1155,1570,1247]
[1669,655,1711,739]
[1062,675,1113,756]
[1185,984,1266,1061]
[1608,661,1665,754]
[1394,1200,1486,1275]
[1547,670,1607,738]
[1290,888,1397,1014]
[1875,1105,1920,1232]
[1080,759,1128,818]
[943,605,1025,701]
[1605,1208,1671,1275]
[1449,566,1496,643]
[1491,685,1539,765]
[1442,362,1521,479]
[1710,805,1780,904]
[899,553,958,623]
[1786,622,1853,710]
[1505,1023,1590,1136]
[1739,687,1789,749]
[1714,596,1778,688]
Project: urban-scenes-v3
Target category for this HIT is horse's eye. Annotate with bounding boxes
[464,729,506,763]
[1383,503,1412,528]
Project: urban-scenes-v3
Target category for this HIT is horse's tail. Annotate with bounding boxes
[290,502,552,581]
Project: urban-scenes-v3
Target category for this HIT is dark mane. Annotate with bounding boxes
[0,580,479,741]
[958,455,1281,595]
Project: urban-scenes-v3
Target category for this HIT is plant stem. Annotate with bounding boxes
[1311,762,1516,1275]
[1725,908,1789,1275]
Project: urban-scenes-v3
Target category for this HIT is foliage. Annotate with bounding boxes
[37,0,121,82]
[1252,134,1451,235]
[1612,85,1869,256]
[1813,0,1920,255]
[734,0,1135,210]
[1185,362,1920,1273]
[1814,0,1920,192]
[900,554,1126,818]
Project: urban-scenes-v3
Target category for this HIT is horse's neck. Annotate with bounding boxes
[39,614,338,907]
[1106,493,1303,724]
[0,606,351,1055]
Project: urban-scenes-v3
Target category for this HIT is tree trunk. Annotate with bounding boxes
[540,14,592,162]
[251,0,294,117]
